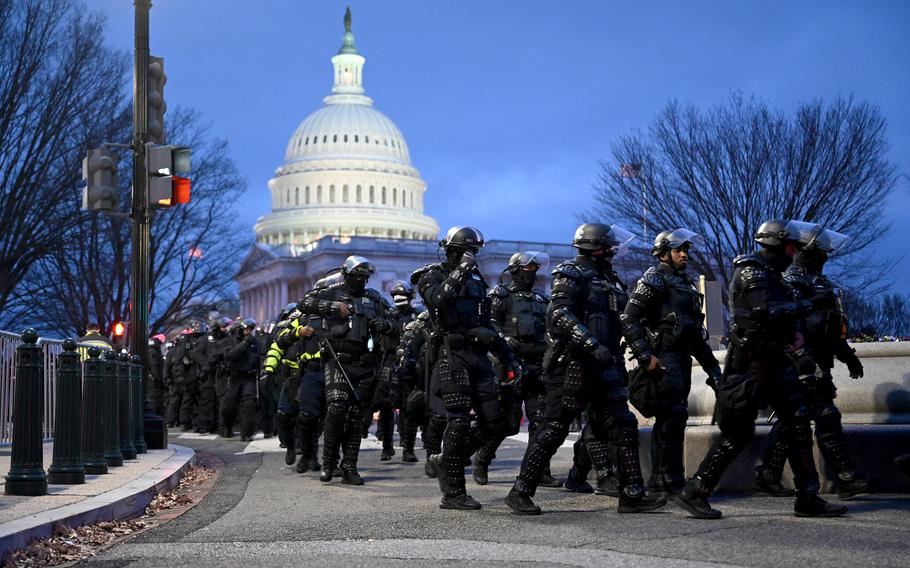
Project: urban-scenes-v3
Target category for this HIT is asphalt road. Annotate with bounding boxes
[80,429,910,568]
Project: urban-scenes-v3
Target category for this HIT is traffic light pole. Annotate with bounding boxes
[131,0,166,450]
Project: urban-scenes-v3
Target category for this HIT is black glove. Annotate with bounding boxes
[589,344,614,367]
[846,355,863,379]
[258,371,274,389]
[503,354,524,387]
[811,290,837,310]
[705,366,722,394]
[460,250,477,268]
[369,318,392,334]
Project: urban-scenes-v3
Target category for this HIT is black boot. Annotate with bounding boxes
[440,494,481,510]
[295,455,308,474]
[539,467,562,488]
[427,454,445,490]
[472,461,488,486]
[564,466,594,493]
[320,462,336,482]
[595,471,621,497]
[754,465,794,497]
[836,472,874,500]
[505,488,541,515]
[794,490,847,517]
[617,485,668,513]
[380,445,395,461]
[341,467,364,486]
[676,477,721,519]
[402,449,418,463]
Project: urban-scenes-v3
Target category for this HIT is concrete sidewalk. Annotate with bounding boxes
[0,442,195,559]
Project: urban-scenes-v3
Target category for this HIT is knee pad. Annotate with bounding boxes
[441,366,472,411]
[815,405,842,430]
[537,420,569,453]
[325,401,347,418]
[616,425,639,448]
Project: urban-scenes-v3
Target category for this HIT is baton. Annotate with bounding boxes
[321,339,360,402]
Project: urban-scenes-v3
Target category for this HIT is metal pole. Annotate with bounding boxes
[639,176,648,242]
[132,0,166,449]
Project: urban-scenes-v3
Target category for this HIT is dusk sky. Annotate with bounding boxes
[92,0,909,290]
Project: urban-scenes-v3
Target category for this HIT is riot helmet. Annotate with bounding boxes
[754,219,822,248]
[278,302,297,322]
[215,316,233,330]
[440,226,485,252]
[506,251,549,290]
[652,228,705,256]
[389,280,414,307]
[314,270,343,290]
[572,223,635,257]
[795,227,849,274]
[341,255,374,295]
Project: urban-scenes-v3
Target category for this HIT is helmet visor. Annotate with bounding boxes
[516,251,550,270]
[609,225,637,256]
[785,220,823,247]
[813,229,849,253]
[665,228,706,250]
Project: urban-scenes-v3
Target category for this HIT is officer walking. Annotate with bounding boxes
[505,223,667,515]
[220,318,261,442]
[676,220,848,519]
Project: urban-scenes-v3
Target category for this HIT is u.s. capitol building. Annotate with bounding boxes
[236,10,572,322]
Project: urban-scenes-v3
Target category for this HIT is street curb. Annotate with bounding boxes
[0,444,196,561]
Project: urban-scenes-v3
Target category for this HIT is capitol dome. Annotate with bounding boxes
[254,10,439,249]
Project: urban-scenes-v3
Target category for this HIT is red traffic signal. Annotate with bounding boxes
[173,176,191,204]
[112,322,126,337]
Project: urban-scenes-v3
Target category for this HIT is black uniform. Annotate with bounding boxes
[397,310,446,472]
[473,282,551,479]
[220,332,260,440]
[412,259,513,507]
[508,254,662,514]
[756,261,868,495]
[188,328,226,433]
[147,338,166,417]
[622,262,722,495]
[679,251,831,516]
[178,332,202,430]
[164,335,191,427]
[297,281,390,482]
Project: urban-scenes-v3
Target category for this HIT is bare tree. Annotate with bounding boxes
[0,0,130,315]
[10,108,248,339]
[591,93,899,297]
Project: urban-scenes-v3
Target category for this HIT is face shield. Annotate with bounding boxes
[609,224,637,257]
[511,251,550,271]
[811,228,849,253]
[785,220,823,248]
[664,228,706,251]
[342,256,375,277]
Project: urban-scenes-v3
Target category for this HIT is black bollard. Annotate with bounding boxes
[47,339,85,484]
[81,347,108,475]
[117,352,137,460]
[101,350,123,467]
[131,355,147,454]
[5,329,48,496]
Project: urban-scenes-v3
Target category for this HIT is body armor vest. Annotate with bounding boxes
[440,269,491,331]
[321,283,383,354]
[785,265,845,368]
[574,261,628,354]
[654,265,705,341]
[499,285,548,359]
[730,254,796,348]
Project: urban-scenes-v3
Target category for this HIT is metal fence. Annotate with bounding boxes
[0,330,113,445]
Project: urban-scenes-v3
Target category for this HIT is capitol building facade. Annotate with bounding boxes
[236,11,573,322]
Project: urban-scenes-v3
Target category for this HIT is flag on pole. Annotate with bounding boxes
[619,163,642,178]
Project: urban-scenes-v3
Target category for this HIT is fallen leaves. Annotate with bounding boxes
[3,463,216,567]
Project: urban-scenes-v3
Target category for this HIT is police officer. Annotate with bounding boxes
[179,321,208,432]
[261,306,305,460]
[473,251,561,488]
[621,229,723,498]
[397,309,446,474]
[164,330,191,428]
[146,334,166,417]
[412,226,521,510]
[754,226,872,498]
[189,318,231,434]
[505,223,667,515]
[220,318,261,442]
[297,256,391,485]
[676,220,847,519]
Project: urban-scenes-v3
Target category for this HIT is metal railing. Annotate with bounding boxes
[0,330,112,445]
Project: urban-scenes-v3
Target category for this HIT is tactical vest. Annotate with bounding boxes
[730,254,796,348]
[652,266,705,341]
[577,263,628,353]
[785,266,846,365]
[439,269,491,331]
[501,287,548,358]
[322,283,382,354]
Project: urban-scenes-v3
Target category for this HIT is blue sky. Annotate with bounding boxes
[92,0,910,290]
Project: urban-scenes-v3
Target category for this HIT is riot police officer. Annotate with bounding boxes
[676,220,847,519]
[621,229,723,498]
[754,226,872,498]
[506,223,667,515]
[297,256,391,485]
[189,317,231,434]
[473,251,561,488]
[412,226,521,510]
[220,318,261,442]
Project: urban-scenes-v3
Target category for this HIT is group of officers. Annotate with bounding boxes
[147,218,873,519]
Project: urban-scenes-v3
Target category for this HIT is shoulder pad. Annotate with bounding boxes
[552,261,583,279]
[739,265,772,288]
[410,263,440,285]
[417,311,431,321]
[732,254,770,269]
[363,288,382,302]
[489,284,510,298]
[639,266,668,291]
[533,288,549,301]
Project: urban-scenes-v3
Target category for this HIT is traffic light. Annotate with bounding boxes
[147,144,191,207]
[148,56,167,144]
[81,148,118,212]
[112,321,126,337]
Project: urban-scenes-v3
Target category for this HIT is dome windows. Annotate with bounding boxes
[333,134,338,143]
[369,186,375,203]
[365,135,369,143]
[305,186,311,204]
[356,185,362,202]
[330,185,336,203]
[344,134,348,143]
[343,184,349,202]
